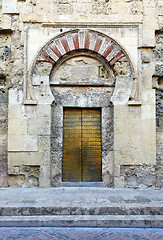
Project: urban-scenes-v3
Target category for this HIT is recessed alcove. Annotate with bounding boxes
[50,55,114,187]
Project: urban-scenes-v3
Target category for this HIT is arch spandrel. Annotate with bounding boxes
[24,29,137,105]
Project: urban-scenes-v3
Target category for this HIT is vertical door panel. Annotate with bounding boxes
[62,108,82,182]
[82,109,102,182]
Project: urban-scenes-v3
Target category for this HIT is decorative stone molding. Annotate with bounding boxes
[24,29,137,105]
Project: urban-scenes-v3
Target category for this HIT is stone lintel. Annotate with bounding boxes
[41,22,141,28]
[21,14,143,24]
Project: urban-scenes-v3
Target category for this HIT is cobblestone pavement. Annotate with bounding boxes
[0,227,163,240]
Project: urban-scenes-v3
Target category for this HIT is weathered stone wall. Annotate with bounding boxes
[0,3,24,186]
[0,32,10,187]
[0,0,162,188]
[0,77,7,187]
[15,0,143,17]
[154,31,163,188]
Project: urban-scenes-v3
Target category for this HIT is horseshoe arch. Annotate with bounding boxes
[24,29,137,105]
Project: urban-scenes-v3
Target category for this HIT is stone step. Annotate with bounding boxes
[0,215,163,228]
[0,204,163,216]
[0,188,162,228]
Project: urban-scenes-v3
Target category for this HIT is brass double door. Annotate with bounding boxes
[62,108,102,182]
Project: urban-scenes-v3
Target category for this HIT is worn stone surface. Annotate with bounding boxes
[156,88,163,188]
[15,0,143,16]
[50,56,113,85]
[0,33,11,187]
[8,165,40,187]
[120,165,156,188]
[154,31,163,188]
[0,78,7,187]
[0,15,24,187]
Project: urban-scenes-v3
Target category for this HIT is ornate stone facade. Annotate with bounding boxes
[0,0,162,188]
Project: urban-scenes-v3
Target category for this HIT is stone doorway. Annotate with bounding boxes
[50,55,114,187]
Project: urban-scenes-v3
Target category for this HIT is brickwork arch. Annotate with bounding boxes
[25,29,137,104]
[40,29,130,68]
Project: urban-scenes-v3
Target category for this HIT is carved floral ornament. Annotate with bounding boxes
[24,29,137,105]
